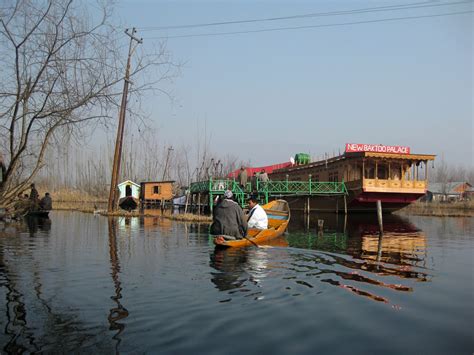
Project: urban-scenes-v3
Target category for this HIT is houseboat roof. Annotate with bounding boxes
[140,180,175,184]
[345,151,436,160]
[272,151,436,174]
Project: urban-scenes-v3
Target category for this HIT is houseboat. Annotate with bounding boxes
[270,143,435,212]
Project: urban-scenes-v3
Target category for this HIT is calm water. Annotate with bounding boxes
[0,211,473,354]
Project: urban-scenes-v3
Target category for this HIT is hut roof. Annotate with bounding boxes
[118,180,140,188]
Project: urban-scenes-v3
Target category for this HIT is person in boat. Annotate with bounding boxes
[29,183,40,211]
[246,195,268,230]
[210,190,247,240]
[39,192,52,211]
[237,166,247,190]
[29,183,39,201]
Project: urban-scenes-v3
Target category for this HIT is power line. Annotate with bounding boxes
[143,10,473,40]
[138,0,473,31]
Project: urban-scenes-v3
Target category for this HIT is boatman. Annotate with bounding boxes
[39,192,52,211]
[211,190,247,240]
[247,195,268,230]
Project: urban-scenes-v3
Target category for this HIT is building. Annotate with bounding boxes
[140,181,175,207]
[117,180,140,200]
[425,182,473,202]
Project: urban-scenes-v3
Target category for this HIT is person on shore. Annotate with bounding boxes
[247,195,268,230]
[237,166,248,191]
[211,190,247,241]
[39,192,52,211]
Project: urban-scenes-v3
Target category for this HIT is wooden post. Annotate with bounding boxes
[184,191,189,214]
[107,29,142,213]
[317,219,324,236]
[344,194,347,215]
[306,197,310,230]
[197,193,201,215]
[376,200,383,236]
[376,233,383,264]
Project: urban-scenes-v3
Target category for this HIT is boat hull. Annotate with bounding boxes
[26,210,50,218]
[119,196,139,211]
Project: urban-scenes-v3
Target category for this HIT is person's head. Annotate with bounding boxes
[240,166,245,170]
[247,195,258,209]
[30,183,35,188]
[253,172,256,176]
[261,169,265,173]
[224,190,233,199]
[45,192,50,197]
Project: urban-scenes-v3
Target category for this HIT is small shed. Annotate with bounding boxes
[140,181,175,204]
[117,180,140,200]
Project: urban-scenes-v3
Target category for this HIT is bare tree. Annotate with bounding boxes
[0,0,176,206]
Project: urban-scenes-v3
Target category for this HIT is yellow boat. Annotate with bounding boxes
[213,200,290,248]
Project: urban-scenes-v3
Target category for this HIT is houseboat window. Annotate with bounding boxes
[126,185,132,196]
[364,161,375,179]
[390,163,400,179]
[377,164,388,179]
[153,186,160,194]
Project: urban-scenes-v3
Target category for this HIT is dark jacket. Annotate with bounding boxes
[210,198,248,239]
[39,195,52,210]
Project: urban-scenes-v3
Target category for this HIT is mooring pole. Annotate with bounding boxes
[107,28,143,212]
[306,196,310,230]
[376,200,383,236]
[344,195,347,215]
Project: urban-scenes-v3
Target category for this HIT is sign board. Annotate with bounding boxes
[345,143,410,155]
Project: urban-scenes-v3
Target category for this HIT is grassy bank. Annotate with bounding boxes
[397,201,474,217]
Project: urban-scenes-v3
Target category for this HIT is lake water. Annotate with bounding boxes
[0,211,472,354]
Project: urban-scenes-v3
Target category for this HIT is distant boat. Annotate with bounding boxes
[119,196,139,211]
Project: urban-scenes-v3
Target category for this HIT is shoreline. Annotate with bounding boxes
[52,205,212,223]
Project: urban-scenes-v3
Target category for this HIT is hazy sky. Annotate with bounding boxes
[114,0,473,167]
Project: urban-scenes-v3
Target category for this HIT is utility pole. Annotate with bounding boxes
[162,146,174,181]
[108,28,143,212]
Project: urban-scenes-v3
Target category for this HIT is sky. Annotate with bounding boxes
[112,0,473,167]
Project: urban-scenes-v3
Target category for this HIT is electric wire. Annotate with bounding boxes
[143,10,473,40]
[137,0,473,31]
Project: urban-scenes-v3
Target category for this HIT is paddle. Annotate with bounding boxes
[243,235,260,248]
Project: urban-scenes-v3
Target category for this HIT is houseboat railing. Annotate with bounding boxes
[189,178,348,211]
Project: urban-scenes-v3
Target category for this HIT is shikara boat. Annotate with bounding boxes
[26,210,50,218]
[214,199,290,248]
[119,196,139,211]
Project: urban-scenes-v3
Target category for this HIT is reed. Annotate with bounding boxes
[397,200,474,217]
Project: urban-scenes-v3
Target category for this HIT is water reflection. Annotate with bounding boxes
[25,216,51,235]
[107,217,129,352]
[209,213,431,306]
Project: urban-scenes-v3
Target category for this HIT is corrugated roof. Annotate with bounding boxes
[428,182,471,194]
